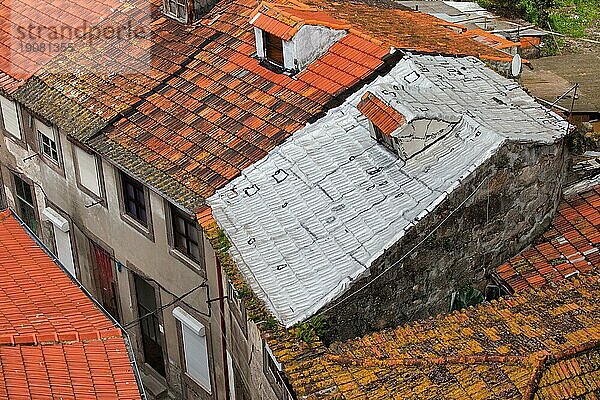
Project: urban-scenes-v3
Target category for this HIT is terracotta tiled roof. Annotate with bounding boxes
[16,0,390,207]
[250,1,352,40]
[464,28,521,50]
[496,186,600,293]
[14,0,516,210]
[0,0,119,94]
[271,273,600,399]
[0,209,141,399]
[301,0,515,61]
[357,91,406,135]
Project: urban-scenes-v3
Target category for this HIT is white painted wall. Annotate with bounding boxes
[254,24,346,72]
[391,118,456,159]
[254,27,265,58]
[291,25,346,71]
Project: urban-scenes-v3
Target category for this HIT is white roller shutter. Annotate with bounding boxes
[37,119,55,140]
[74,146,101,196]
[0,95,21,139]
[173,307,212,393]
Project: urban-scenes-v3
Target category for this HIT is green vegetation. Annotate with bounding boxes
[548,0,600,37]
[449,284,485,312]
[478,0,600,38]
[477,0,555,25]
[294,316,326,343]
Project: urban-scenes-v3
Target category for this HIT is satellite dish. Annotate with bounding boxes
[511,54,522,77]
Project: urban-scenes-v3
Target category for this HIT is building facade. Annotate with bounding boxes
[0,98,232,399]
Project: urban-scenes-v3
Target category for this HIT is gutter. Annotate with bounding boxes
[8,209,148,400]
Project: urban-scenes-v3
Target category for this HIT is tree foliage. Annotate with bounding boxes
[478,0,556,25]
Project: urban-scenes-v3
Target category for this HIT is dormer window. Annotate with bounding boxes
[358,91,405,154]
[163,0,218,23]
[372,124,395,152]
[165,0,187,22]
[250,2,348,72]
[264,31,285,67]
[358,90,460,160]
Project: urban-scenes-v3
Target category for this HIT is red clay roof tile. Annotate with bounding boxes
[0,0,119,94]
[496,186,600,292]
[0,209,141,399]
[464,28,521,50]
[250,2,352,40]
[274,272,600,399]
[301,0,515,61]
[357,91,406,135]
[15,0,518,208]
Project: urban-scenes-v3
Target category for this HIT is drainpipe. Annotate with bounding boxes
[215,257,231,400]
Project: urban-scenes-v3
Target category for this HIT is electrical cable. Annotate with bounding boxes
[123,281,207,329]
[3,159,491,395]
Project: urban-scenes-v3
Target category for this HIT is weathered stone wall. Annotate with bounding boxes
[319,138,569,342]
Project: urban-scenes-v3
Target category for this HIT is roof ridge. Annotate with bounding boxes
[269,0,317,12]
[520,340,600,400]
[548,338,600,363]
[325,353,530,368]
[0,327,123,347]
[521,339,600,399]
[325,338,600,369]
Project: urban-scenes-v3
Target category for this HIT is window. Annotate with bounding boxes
[373,124,395,152]
[13,174,37,233]
[37,120,59,163]
[90,241,121,322]
[74,146,102,197]
[263,341,292,399]
[173,307,211,393]
[227,281,247,337]
[121,173,148,226]
[0,95,21,139]
[171,205,201,262]
[134,274,166,376]
[264,31,284,66]
[164,0,187,21]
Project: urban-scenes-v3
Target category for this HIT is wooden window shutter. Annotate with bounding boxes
[264,32,284,66]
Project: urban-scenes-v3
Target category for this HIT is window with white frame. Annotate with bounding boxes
[0,95,21,140]
[173,307,212,393]
[164,0,187,22]
[74,146,101,197]
[37,120,59,163]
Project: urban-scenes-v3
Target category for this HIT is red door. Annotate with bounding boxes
[90,241,121,322]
